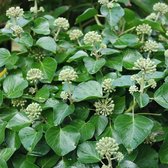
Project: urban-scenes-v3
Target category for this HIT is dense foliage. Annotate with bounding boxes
[1,0,168,167]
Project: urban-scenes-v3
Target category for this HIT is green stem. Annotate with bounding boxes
[106,155,112,168]
[137,113,161,116]
[155,12,160,22]
[54,27,61,40]
[94,15,102,26]
[120,26,135,35]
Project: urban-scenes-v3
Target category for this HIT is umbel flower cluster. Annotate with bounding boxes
[59,66,78,83]
[102,78,115,93]
[94,98,114,116]
[69,29,83,41]
[6,6,24,18]
[25,103,42,122]
[129,57,157,94]
[96,137,124,165]
[84,31,102,45]
[11,99,27,109]
[54,17,70,31]
[26,68,43,83]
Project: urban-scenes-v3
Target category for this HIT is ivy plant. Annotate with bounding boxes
[0,0,168,167]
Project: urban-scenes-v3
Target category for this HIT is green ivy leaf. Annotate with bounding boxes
[114,114,153,151]
[0,148,16,161]
[0,120,6,145]
[19,127,43,152]
[36,36,57,53]
[6,113,30,131]
[40,57,57,83]
[35,86,50,102]
[134,92,150,108]
[154,82,168,108]
[53,103,74,126]
[0,48,11,67]
[76,8,97,23]
[32,17,50,35]
[3,73,28,98]
[72,80,103,102]
[19,33,33,47]
[67,50,88,63]
[0,158,7,168]
[100,3,124,27]
[113,75,133,87]
[123,50,142,70]
[77,141,101,163]
[83,57,106,74]
[90,115,108,137]
[45,125,80,156]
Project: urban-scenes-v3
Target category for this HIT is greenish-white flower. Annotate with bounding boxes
[83,31,102,45]
[148,79,157,89]
[136,24,152,35]
[102,78,115,93]
[153,2,168,15]
[164,50,168,57]
[69,29,83,40]
[129,85,139,94]
[11,25,24,36]
[6,6,24,18]
[60,91,69,100]
[146,13,157,20]
[25,102,42,121]
[115,152,124,162]
[26,68,43,82]
[133,58,156,74]
[94,98,114,116]
[59,66,78,83]
[12,99,27,108]
[101,165,110,168]
[96,137,119,158]
[98,0,109,5]
[143,40,159,52]
[54,17,70,30]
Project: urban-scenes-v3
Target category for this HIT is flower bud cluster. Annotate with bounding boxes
[129,58,157,94]
[25,102,42,121]
[26,68,43,83]
[60,91,69,100]
[146,13,157,20]
[102,78,115,93]
[59,67,78,83]
[96,137,124,161]
[11,25,24,37]
[12,99,27,108]
[94,98,114,116]
[143,40,159,53]
[30,6,45,13]
[69,29,83,40]
[54,17,70,30]
[98,0,109,5]
[136,24,152,35]
[84,31,102,45]
[133,58,156,74]
[6,6,24,18]
[153,2,168,15]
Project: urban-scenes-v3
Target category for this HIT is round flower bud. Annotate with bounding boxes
[54,17,70,30]
[146,13,157,20]
[143,40,159,52]
[26,68,43,82]
[102,78,115,93]
[129,85,139,94]
[164,50,168,57]
[96,137,120,158]
[39,6,45,12]
[69,29,83,40]
[11,25,24,36]
[153,2,168,15]
[115,152,124,162]
[25,102,42,121]
[136,24,152,35]
[98,0,109,5]
[6,6,24,18]
[83,31,102,45]
[59,66,78,83]
[60,91,69,100]
[29,87,36,94]
[133,58,156,74]
[148,79,157,89]
[94,98,114,116]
